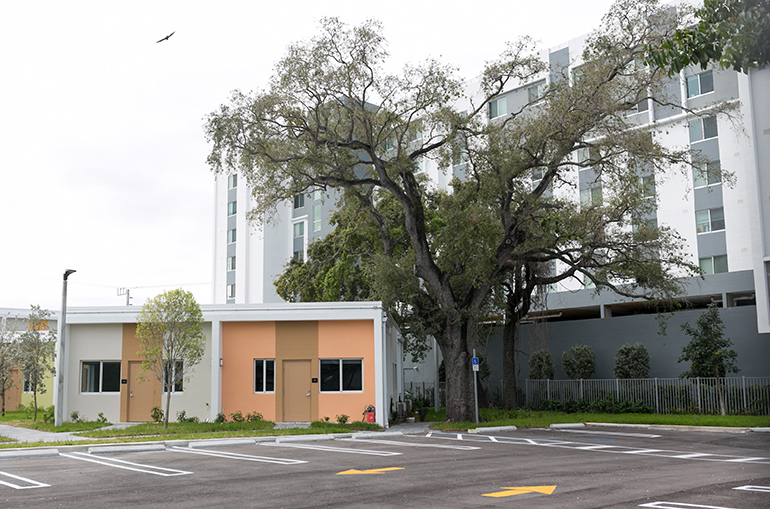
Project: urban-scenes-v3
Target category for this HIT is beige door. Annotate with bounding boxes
[127,361,155,422]
[282,360,311,422]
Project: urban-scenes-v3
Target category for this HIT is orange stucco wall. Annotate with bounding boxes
[221,322,276,420]
[317,320,375,423]
[121,324,161,422]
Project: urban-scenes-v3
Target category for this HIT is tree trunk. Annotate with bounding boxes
[164,386,172,428]
[1,388,5,417]
[441,321,476,423]
[715,366,726,417]
[33,388,38,421]
[502,319,518,410]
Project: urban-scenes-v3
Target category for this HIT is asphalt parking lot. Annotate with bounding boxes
[0,426,767,508]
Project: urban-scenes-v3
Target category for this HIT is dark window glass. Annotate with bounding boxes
[700,71,714,94]
[255,359,264,392]
[703,116,718,139]
[82,362,100,392]
[265,360,275,392]
[320,360,340,391]
[342,360,362,391]
[102,362,121,392]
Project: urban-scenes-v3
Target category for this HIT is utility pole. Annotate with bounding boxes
[54,269,76,427]
[117,287,133,306]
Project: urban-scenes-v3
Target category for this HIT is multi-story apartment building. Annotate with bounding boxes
[212,32,770,380]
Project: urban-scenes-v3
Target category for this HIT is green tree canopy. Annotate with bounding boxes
[529,349,555,380]
[613,342,651,379]
[0,313,20,416]
[16,305,56,421]
[136,289,205,428]
[207,0,710,421]
[562,345,596,380]
[646,0,770,73]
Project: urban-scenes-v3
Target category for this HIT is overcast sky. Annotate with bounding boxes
[0,0,616,311]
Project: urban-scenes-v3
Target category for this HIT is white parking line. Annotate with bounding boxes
[341,439,480,450]
[60,452,192,476]
[261,442,401,456]
[0,471,50,490]
[639,502,739,509]
[733,485,770,492]
[169,446,307,464]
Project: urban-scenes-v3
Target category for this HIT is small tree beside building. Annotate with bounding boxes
[136,289,206,428]
[562,345,596,380]
[679,301,738,416]
[0,314,20,416]
[528,349,555,380]
[16,305,56,421]
[613,343,651,379]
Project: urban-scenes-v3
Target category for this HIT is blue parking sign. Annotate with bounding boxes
[472,357,479,371]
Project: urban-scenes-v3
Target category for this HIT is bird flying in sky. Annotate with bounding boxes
[156,31,175,43]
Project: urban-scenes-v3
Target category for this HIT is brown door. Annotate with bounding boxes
[127,361,155,422]
[282,360,311,422]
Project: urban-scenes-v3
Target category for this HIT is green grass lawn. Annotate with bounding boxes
[424,408,770,431]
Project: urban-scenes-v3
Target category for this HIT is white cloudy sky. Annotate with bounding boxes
[0,0,616,311]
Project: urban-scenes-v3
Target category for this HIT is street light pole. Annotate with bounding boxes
[54,269,75,427]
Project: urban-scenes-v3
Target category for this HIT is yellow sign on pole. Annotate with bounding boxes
[336,467,404,475]
[482,485,557,498]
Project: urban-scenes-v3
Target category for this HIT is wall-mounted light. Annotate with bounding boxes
[219,358,223,367]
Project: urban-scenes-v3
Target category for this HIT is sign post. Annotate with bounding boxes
[472,350,479,424]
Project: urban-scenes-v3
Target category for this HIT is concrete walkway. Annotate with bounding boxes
[0,424,93,443]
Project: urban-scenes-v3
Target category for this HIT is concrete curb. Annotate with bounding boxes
[88,444,166,454]
[587,422,758,434]
[350,431,404,439]
[470,425,518,433]
[750,427,770,432]
[0,448,59,458]
[275,434,334,443]
[550,423,585,429]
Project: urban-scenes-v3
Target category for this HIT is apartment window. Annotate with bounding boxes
[689,116,718,143]
[254,359,275,393]
[693,161,722,188]
[226,284,236,299]
[576,147,598,166]
[227,256,236,271]
[293,221,304,238]
[488,96,507,119]
[320,359,363,392]
[313,205,322,232]
[227,201,237,216]
[81,361,121,393]
[695,207,725,233]
[227,228,237,243]
[414,157,423,173]
[313,188,322,200]
[580,186,602,207]
[23,375,32,393]
[686,70,714,98]
[641,175,656,199]
[293,250,304,262]
[227,174,237,189]
[528,81,546,103]
[631,97,649,114]
[700,255,728,275]
[293,194,305,209]
[163,360,184,392]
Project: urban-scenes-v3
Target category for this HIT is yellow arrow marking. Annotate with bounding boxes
[336,467,404,475]
[482,485,557,498]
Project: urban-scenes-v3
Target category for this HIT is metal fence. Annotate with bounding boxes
[526,377,770,415]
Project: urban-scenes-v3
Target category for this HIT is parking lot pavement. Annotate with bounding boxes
[0,426,766,508]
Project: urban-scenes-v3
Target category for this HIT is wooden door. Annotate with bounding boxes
[282,360,311,422]
[127,361,155,422]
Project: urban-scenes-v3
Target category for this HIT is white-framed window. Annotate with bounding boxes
[695,207,725,233]
[319,359,363,392]
[254,359,275,393]
[630,97,649,114]
[641,175,656,199]
[632,218,658,232]
[689,116,718,143]
[227,256,236,271]
[23,374,32,393]
[414,157,423,173]
[163,360,183,393]
[488,96,507,119]
[527,81,546,104]
[686,70,714,98]
[227,201,237,216]
[313,205,322,232]
[580,186,602,207]
[227,228,237,244]
[693,161,722,188]
[293,250,304,262]
[226,284,236,299]
[293,221,304,238]
[576,147,599,166]
[81,361,121,393]
[227,174,237,189]
[313,188,322,200]
[293,194,305,209]
[699,255,728,275]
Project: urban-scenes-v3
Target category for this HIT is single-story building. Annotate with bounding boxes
[61,302,403,427]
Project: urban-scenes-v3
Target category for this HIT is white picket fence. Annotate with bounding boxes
[526,377,770,415]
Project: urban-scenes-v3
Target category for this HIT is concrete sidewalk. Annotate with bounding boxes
[0,424,93,443]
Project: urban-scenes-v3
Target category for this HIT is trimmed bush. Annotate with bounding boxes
[529,349,555,380]
[614,343,651,379]
[562,345,596,380]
